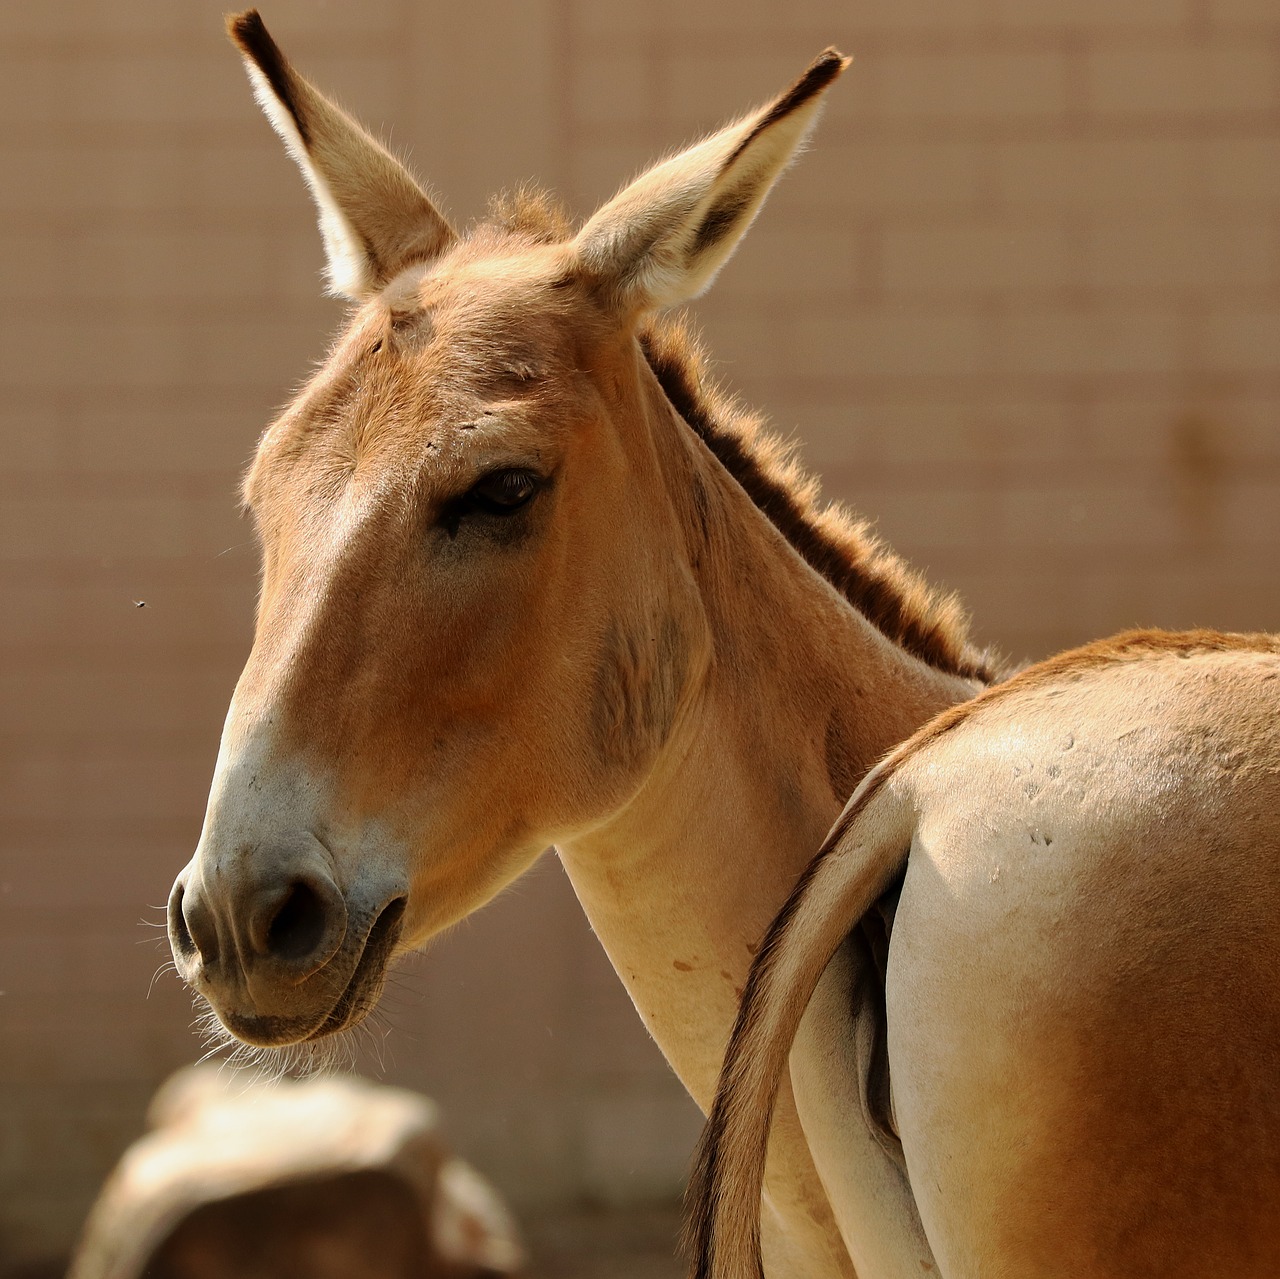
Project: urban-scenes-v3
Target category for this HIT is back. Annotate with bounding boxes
[886,640,1280,1277]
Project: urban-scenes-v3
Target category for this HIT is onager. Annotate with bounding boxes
[690,631,1280,1279]
[164,14,1280,1279]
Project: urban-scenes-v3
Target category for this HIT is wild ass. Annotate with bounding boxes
[690,630,1280,1278]
[168,12,987,1276]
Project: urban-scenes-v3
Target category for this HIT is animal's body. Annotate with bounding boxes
[692,632,1280,1278]
[164,14,1280,1279]
[169,16,984,1277]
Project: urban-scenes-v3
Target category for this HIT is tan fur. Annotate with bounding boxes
[691,631,1280,1278]
[169,21,994,1279]
[197,21,1280,1279]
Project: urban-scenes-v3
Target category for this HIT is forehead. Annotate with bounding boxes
[246,239,595,504]
[414,239,581,368]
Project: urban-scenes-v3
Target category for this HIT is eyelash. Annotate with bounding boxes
[439,467,544,536]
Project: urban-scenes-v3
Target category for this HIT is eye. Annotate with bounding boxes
[438,467,545,537]
[466,468,541,513]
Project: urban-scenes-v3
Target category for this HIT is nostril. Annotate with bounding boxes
[168,877,218,970]
[263,880,329,962]
[168,883,195,959]
[242,861,347,981]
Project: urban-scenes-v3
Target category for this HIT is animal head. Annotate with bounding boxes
[167,9,848,1054]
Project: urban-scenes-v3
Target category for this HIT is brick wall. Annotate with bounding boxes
[2,0,1277,1266]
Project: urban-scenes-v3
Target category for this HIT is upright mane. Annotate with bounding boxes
[480,190,1002,686]
[639,318,1001,684]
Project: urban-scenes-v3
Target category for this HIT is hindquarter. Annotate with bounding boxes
[884,655,1280,1277]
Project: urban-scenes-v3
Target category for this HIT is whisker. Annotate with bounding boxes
[146,960,177,999]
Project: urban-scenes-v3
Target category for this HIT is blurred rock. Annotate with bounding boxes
[67,1066,524,1279]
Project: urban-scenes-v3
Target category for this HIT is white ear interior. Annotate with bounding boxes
[228,9,456,301]
[239,59,372,299]
[573,50,849,313]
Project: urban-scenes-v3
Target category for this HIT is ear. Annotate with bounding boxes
[227,10,456,301]
[571,49,849,314]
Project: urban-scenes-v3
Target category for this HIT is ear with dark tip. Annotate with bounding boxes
[571,49,850,315]
[227,9,456,300]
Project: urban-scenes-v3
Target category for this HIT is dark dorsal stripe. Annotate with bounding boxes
[638,321,1000,685]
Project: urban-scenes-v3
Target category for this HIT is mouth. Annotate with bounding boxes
[219,896,407,1047]
[305,895,407,1039]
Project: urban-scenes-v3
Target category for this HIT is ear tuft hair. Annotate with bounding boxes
[571,49,850,315]
[226,11,309,144]
[725,48,849,167]
[227,9,456,300]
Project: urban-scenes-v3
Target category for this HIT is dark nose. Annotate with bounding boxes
[168,842,348,988]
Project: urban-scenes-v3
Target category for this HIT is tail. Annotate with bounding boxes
[684,759,917,1279]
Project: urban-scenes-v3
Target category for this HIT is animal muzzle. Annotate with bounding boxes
[167,830,397,1046]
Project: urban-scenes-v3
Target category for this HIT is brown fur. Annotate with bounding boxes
[189,25,1280,1276]
[484,191,999,689]
[636,315,999,684]
[687,759,901,1279]
[589,615,692,772]
[485,187,574,245]
[854,626,1280,784]
[182,39,985,1279]
[822,709,864,805]
[306,181,999,690]
[765,628,1280,936]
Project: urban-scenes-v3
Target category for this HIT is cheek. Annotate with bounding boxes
[304,560,558,808]
[588,613,691,777]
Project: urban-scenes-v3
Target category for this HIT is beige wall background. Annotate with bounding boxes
[2,0,1278,1267]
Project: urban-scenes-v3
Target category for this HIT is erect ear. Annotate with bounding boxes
[571,49,849,314]
[227,10,456,301]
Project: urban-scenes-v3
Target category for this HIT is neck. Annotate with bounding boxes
[557,361,979,1106]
